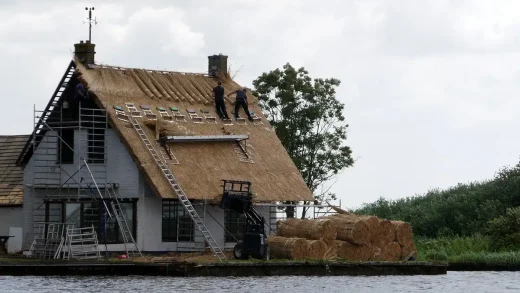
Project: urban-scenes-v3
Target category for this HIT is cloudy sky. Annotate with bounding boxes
[2,0,520,209]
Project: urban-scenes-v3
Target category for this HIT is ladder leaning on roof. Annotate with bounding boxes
[129,118,226,261]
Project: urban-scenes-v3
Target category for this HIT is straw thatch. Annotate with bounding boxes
[391,221,413,245]
[325,214,371,245]
[276,218,337,244]
[268,236,308,260]
[73,59,313,202]
[0,135,27,205]
[306,240,329,259]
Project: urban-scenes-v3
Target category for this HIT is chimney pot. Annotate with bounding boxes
[208,54,228,77]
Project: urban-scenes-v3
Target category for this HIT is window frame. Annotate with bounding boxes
[162,200,194,242]
[224,209,246,243]
[44,199,137,245]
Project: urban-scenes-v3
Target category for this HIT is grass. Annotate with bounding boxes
[415,234,520,265]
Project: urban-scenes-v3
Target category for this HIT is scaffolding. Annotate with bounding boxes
[29,101,110,244]
[26,92,140,257]
[255,202,343,236]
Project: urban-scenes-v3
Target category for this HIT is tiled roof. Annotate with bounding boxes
[0,135,27,205]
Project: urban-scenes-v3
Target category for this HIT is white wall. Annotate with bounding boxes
[0,207,23,235]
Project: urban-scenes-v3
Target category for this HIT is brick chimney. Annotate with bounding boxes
[208,54,228,76]
[74,40,96,66]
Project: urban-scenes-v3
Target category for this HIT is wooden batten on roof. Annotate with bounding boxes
[70,57,313,202]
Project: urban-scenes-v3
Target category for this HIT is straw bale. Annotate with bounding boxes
[268,236,308,260]
[391,221,413,245]
[323,244,338,260]
[380,241,401,261]
[306,240,328,259]
[334,240,373,261]
[379,219,396,244]
[401,241,418,260]
[276,218,336,244]
[325,215,370,245]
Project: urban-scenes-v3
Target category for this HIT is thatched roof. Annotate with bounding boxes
[0,135,28,206]
[62,58,313,202]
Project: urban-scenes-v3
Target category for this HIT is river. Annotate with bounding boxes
[0,271,518,292]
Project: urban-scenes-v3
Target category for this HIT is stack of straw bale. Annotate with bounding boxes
[269,214,416,261]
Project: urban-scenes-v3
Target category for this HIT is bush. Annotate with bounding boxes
[354,159,520,238]
[486,207,520,251]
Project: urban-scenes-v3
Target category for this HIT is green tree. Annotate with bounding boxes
[252,63,354,218]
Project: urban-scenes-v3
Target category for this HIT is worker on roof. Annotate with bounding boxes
[227,87,253,121]
[74,82,88,101]
[212,81,230,120]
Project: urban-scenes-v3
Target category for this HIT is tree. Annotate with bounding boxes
[252,63,354,218]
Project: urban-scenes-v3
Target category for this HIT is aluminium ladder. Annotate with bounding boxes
[130,118,226,261]
[106,183,142,257]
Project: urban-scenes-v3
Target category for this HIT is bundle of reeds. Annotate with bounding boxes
[268,236,308,260]
[333,240,373,261]
[325,214,371,245]
[142,119,193,137]
[306,240,329,259]
[276,218,337,245]
[392,221,413,245]
[271,214,417,262]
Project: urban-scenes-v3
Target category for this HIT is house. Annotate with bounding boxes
[16,40,313,253]
[0,135,27,253]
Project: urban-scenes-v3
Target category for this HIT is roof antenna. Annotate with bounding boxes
[84,7,97,43]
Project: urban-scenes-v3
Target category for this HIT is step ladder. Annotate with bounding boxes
[106,183,142,258]
[130,118,226,261]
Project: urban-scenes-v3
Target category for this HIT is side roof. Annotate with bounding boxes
[0,135,28,206]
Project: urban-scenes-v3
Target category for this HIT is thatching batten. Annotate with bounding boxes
[160,135,248,143]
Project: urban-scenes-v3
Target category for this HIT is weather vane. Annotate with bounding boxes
[84,7,97,43]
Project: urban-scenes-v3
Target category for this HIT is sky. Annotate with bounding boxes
[2,0,520,209]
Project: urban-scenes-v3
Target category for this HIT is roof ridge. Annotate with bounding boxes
[89,63,210,77]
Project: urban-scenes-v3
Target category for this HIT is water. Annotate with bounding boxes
[0,272,518,293]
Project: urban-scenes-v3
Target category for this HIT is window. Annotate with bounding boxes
[58,129,74,164]
[45,200,137,244]
[87,128,105,164]
[162,200,194,242]
[46,203,63,223]
[224,210,246,242]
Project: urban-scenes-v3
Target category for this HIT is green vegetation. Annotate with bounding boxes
[253,64,353,218]
[354,160,520,264]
